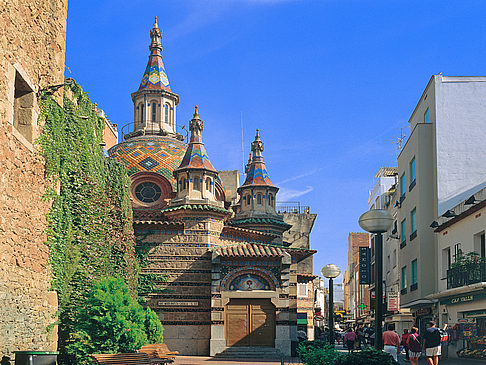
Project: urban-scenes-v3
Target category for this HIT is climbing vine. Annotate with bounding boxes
[39,80,140,363]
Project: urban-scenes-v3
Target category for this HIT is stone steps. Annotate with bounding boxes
[214,346,283,359]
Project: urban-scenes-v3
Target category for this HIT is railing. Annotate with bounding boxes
[447,262,486,289]
[120,121,188,142]
[276,202,310,214]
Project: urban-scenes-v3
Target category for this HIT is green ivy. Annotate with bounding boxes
[39,80,140,363]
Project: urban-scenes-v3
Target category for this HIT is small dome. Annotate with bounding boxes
[108,136,186,190]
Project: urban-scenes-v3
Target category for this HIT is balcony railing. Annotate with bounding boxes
[447,262,486,289]
[276,202,310,214]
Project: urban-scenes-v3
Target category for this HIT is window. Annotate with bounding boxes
[424,108,429,123]
[401,266,407,292]
[247,195,251,205]
[297,283,308,298]
[400,219,406,246]
[411,259,417,285]
[194,176,200,190]
[409,157,416,188]
[151,103,156,122]
[442,247,451,278]
[482,233,485,258]
[257,194,262,205]
[400,174,406,198]
[13,71,35,143]
[206,178,211,191]
[141,103,144,122]
[386,255,390,273]
[392,249,397,268]
[454,243,462,262]
[134,182,161,203]
[164,103,169,123]
[410,208,417,240]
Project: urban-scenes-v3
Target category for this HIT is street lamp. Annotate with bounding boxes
[321,264,341,346]
[358,209,393,350]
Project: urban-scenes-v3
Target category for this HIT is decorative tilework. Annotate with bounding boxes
[108,136,186,190]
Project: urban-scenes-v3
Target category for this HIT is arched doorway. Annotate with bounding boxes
[225,298,276,347]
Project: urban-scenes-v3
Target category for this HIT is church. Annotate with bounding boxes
[109,18,318,357]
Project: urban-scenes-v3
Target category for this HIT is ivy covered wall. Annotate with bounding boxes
[39,80,139,361]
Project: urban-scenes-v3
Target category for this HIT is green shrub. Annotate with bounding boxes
[65,277,163,364]
[334,348,398,365]
[297,341,337,365]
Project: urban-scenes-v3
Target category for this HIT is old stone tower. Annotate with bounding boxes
[0,0,68,356]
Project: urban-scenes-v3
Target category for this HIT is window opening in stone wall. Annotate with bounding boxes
[134,182,161,203]
[165,103,169,123]
[194,176,200,190]
[297,283,308,297]
[151,102,156,122]
[257,194,262,205]
[13,71,34,143]
[141,103,144,123]
[453,243,462,262]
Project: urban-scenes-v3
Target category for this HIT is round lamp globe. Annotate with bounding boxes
[358,209,393,234]
[321,264,341,279]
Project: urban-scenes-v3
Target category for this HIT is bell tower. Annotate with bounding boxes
[129,17,180,139]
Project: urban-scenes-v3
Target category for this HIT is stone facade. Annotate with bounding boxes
[0,0,67,357]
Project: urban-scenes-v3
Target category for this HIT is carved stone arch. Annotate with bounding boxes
[221,266,278,291]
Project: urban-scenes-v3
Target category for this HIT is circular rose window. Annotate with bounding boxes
[134,182,162,203]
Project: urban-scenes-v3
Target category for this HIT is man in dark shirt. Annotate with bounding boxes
[422,321,441,365]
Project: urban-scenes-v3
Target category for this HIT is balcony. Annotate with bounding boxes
[276,202,310,214]
[447,262,486,289]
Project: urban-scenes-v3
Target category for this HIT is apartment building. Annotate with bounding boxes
[397,75,486,331]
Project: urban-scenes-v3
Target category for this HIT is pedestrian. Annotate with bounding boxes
[407,327,422,365]
[402,328,410,360]
[356,326,364,349]
[382,323,400,362]
[344,328,357,352]
[422,320,442,365]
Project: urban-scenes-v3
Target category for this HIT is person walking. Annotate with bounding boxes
[407,327,422,365]
[422,321,442,365]
[344,328,357,352]
[382,323,400,362]
[402,328,410,361]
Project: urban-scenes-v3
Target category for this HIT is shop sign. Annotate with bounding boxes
[415,308,431,316]
[440,291,486,306]
[459,322,477,339]
[157,301,199,306]
[464,310,486,318]
[387,293,399,312]
[359,247,371,284]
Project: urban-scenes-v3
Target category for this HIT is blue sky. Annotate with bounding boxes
[65,0,486,281]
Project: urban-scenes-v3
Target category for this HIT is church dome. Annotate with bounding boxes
[108,135,186,190]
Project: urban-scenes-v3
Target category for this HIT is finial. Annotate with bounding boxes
[193,105,199,118]
[256,128,259,136]
[154,16,159,28]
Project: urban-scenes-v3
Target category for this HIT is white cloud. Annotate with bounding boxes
[278,186,314,201]
[276,168,321,185]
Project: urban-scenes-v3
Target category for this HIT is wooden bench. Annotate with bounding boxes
[90,353,152,365]
[138,344,178,363]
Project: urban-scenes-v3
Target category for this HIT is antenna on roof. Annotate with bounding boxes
[385,128,407,160]
[241,111,245,179]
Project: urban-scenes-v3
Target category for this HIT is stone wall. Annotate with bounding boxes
[282,213,317,274]
[0,0,67,357]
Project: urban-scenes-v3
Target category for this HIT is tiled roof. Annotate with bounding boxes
[230,217,292,229]
[177,107,216,172]
[241,129,275,187]
[139,18,171,91]
[216,243,285,257]
[161,204,231,214]
[108,136,186,190]
[375,167,398,178]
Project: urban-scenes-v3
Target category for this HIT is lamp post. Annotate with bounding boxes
[358,209,393,350]
[321,264,341,346]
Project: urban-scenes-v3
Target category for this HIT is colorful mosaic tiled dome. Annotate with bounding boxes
[108,136,187,190]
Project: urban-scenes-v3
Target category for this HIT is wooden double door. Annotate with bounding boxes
[225,298,276,347]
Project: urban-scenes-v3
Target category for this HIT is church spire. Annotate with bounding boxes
[177,106,216,171]
[242,129,274,187]
[139,16,171,91]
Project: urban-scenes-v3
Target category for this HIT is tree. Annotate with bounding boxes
[65,277,163,364]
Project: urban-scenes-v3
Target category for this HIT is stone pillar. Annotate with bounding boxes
[210,252,225,356]
[276,252,292,356]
